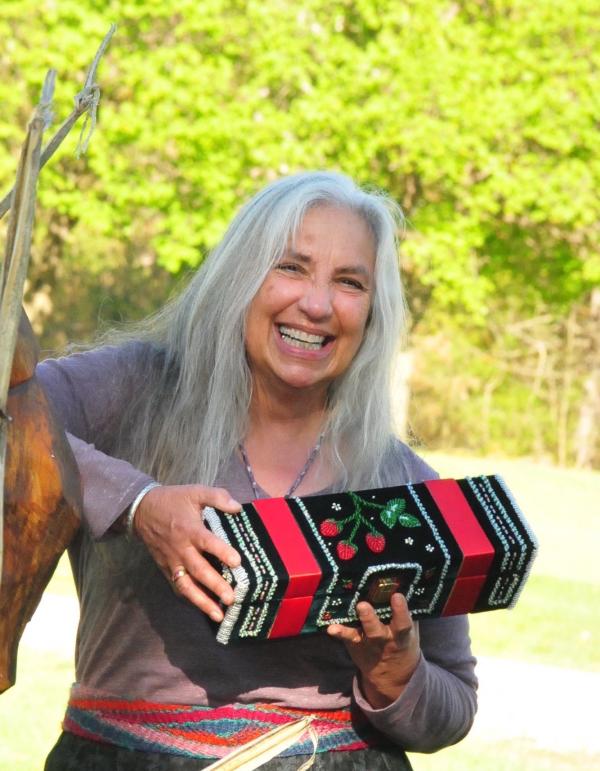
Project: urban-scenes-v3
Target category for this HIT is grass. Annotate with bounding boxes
[0,647,72,770]
[468,573,598,670]
[44,553,76,597]
[409,738,600,771]
[1,453,599,770]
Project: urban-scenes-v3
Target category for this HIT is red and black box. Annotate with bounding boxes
[204,475,537,644]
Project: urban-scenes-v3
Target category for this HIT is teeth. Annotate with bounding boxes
[282,336,321,350]
[279,325,326,345]
[280,332,322,350]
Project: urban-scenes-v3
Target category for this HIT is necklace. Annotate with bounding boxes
[239,433,324,499]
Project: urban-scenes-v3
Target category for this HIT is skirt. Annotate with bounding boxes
[45,732,414,770]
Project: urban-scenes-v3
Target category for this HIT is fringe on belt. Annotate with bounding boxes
[63,688,385,760]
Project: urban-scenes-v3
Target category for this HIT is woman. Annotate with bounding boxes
[41,172,477,770]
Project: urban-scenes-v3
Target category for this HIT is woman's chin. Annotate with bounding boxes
[274,367,332,395]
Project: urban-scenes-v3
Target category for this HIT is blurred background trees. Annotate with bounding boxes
[1,0,598,467]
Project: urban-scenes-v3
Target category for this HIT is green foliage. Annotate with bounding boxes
[1,0,598,460]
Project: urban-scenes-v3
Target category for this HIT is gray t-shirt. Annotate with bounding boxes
[38,345,478,753]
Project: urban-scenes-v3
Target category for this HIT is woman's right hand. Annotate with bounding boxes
[133,484,242,621]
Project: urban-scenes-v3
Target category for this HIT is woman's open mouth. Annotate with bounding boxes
[278,325,333,351]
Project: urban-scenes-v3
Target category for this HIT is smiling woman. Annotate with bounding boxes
[38,172,477,770]
[246,207,375,395]
[244,206,376,496]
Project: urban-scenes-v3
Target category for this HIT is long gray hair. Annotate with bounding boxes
[111,171,407,490]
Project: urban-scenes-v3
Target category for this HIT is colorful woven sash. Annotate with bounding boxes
[64,690,383,759]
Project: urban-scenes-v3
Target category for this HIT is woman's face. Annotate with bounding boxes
[245,205,376,398]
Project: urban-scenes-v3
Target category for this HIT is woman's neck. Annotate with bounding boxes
[248,372,328,430]
[246,393,327,463]
[242,379,330,497]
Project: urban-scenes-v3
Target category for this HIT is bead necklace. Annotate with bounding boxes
[239,433,324,499]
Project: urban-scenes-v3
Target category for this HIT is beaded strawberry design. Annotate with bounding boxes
[319,493,421,560]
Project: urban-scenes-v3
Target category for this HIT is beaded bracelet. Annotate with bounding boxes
[126,482,162,538]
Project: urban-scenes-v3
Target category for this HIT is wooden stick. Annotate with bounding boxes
[0,24,115,587]
[0,72,54,589]
[0,24,116,220]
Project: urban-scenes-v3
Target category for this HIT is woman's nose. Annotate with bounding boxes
[297,282,333,320]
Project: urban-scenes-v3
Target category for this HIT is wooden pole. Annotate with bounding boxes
[0,72,54,589]
[0,24,116,221]
[0,24,115,588]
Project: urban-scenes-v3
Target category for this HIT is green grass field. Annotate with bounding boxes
[411,739,600,771]
[1,453,598,770]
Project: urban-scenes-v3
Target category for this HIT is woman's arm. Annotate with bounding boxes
[65,432,155,538]
[349,612,477,752]
[37,345,244,617]
[37,344,157,536]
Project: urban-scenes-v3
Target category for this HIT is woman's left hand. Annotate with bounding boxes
[326,592,420,708]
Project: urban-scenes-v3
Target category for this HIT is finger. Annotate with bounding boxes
[191,485,243,514]
[181,545,236,605]
[193,525,241,569]
[388,593,414,636]
[355,601,390,639]
[326,623,363,645]
[170,571,226,622]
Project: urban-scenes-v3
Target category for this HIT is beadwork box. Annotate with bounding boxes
[203,475,537,644]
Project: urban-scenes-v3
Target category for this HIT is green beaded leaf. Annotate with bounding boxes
[380,499,421,529]
[380,499,403,528]
[397,513,421,528]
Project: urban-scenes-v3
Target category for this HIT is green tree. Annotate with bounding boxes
[1,0,598,464]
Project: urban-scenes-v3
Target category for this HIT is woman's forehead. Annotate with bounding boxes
[290,206,375,251]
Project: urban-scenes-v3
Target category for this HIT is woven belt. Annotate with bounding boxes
[63,690,383,760]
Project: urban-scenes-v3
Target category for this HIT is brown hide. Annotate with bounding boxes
[0,311,81,692]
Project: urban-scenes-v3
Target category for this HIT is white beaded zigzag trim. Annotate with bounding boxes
[482,476,526,569]
[482,476,525,605]
[406,484,452,615]
[293,497,339,626]
[466,476,528,607]
[202,507,250,645]
[494,475,538,609]
[466,476,512,605]
[233,510,278,638]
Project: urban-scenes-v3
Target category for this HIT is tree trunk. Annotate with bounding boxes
[574,289,600,468]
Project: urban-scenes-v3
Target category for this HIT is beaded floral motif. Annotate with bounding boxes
[319,492,421,561]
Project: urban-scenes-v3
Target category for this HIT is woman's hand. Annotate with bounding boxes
[327,593,420,708]
[133,484,242,621]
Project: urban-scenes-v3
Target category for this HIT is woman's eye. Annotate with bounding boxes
[339,277,365,291]
[276,263,302,274]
